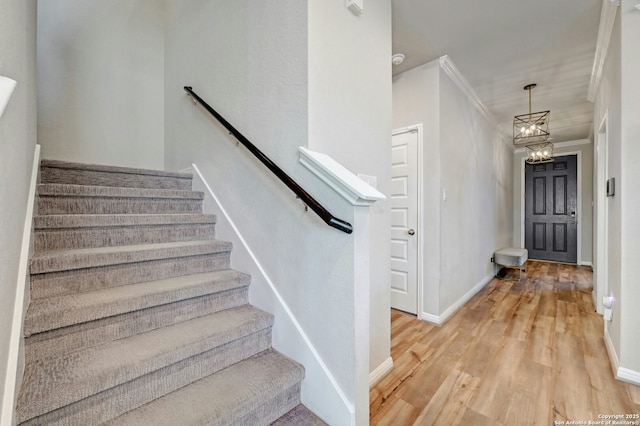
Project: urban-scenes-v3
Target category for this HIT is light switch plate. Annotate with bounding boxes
[346,0,363,15]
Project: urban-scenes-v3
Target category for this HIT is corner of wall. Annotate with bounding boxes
[1,144,40,426]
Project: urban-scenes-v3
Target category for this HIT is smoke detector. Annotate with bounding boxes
[392,53,405,66]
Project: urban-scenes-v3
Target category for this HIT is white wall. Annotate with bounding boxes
[392,61,442,315]
[512,141,594,266]
[0,0,38,419]
[594,0,640,380]
[594,6,623,370]
[438,65,513,314]
[618,0,640,375]
[164,1,391,422]
[393,58,513,321]
[37,0,164,169]
[307,0,393,385]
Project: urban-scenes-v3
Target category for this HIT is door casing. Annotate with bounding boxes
[594,113,609,315]
[391,124,423,316]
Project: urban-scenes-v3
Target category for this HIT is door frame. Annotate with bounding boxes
[594,113,609,314]
[519,151,582,265]
[391,124,424,317]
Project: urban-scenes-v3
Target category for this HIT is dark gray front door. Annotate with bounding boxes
[525,155,578,263]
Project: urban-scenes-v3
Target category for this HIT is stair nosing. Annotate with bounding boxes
[30,240,232,274]
[34,213,217,229]
[37,183,204,199]
[25,269,251,335]
[40,159,193,180]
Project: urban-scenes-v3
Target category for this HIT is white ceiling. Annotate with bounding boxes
[392,0,603,143]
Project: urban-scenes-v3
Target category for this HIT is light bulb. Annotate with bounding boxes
[543,150,549,156]
[521,127,526,133]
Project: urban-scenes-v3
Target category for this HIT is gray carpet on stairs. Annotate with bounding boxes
[16,159,327,426]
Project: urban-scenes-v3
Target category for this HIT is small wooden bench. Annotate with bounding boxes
[493,247,528,280]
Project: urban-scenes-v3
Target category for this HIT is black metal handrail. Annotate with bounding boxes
[184,86,353,234]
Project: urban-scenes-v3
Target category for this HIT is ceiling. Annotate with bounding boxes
[391,0,603,144]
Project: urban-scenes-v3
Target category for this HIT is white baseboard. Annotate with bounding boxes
[420,312,441,325]
[603,327,619,374]
[617,367,640,386]
[190,164,354,426]
[420,273,494,326]
[580,261,593,267]
[1,145,40,426]
[603,328,640,386]
[369,357,393,388]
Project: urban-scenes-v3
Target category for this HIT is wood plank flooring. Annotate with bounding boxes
[370,261,640,425]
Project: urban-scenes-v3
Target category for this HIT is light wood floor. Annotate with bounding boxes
[370,261,640,425]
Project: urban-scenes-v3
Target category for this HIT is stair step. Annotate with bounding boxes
[25,269,251,336]
[34,214,217,251]
[30,250,232,300]
[16,305,274,424]
[37,184,204,215]
[106,349,304,426]
[30,239,231,275]
[26,276,250,363]
[270,405,328,426]
[40,159,193,190]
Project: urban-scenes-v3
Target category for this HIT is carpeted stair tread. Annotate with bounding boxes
[270,404,328,425]
[106,349,304,426]
[19,158,309,425]
[38,183,204,199]
[41,159,193,179]
[25,269,251,336]
[17,305,274,422]
[34,213,217,229]
[30,239,232,274]
[40,160,193,190]
[34,214,218,251]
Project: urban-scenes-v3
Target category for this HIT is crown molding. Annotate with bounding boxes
[438,56,498,129]
[587,0,620,102]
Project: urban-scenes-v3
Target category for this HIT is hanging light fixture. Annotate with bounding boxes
[513,84,550,145]
[525,141,554,164]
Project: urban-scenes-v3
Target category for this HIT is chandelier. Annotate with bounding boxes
[513,83,553,164]
[524,141,554,164]
[513,84,550,145]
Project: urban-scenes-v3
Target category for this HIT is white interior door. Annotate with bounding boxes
[390,129,418,314]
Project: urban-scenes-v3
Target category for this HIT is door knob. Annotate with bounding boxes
[408,229,415,236]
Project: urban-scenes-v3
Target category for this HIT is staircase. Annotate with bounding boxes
[16,160,327,425]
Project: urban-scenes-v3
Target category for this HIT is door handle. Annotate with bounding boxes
[408,229,415,236]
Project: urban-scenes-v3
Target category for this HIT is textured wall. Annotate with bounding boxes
[164,0,392,422]
[37,0,165,169]
[593,6,622,369]
[619,0,640,374]
[438,66,513,313]
[307,0,393,391]
[393,58,514,319]
[0,0,38,419]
